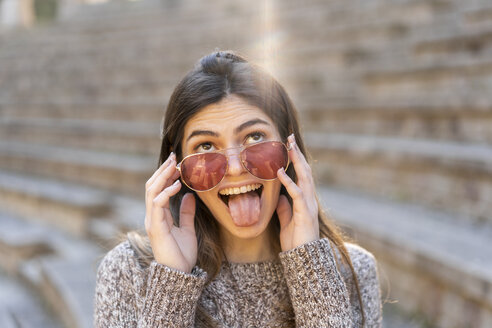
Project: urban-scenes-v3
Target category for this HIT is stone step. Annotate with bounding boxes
[0,51,230,90]
[0,75,352,109]
[0,7,255,56]
[414,27,492,58]
[282,19,492,79]
[465,3,492,26]
[317,186,492,328]
[1,0,488,65]
[382,302,430,328]
[282,3,442,52]
[60,0,234,27]
[0,9,421,71]
[38,255,99,328]
[4,214,105,328]
[7,71,491,112]
[0,0,229,43]
[0,117,161,156]
[3,4,491,111]
[284,0,492,47]
[89,193,145,249]
[0,169,111,236]
[297,91,492,117]
[362,47,492,78]
[301,106,492,144]
[306,133,492,224]
[0,309,16,328]
[0,40,264,92]
[0,8,259,61]
[0,0,458,63]
[361,58,492,102]
[0,141,155,197]
[0,212,54,275]
[279,6,490,73]
[2,0,396,52]
[6,26,491,100]
[0,31,250,75]
[0,76,175,105]
[5,40,492,110]
[0,55,192,84]
[14,231,103,328]
[0,0,415,64]
[0,103,164,121]
[0,272,62,328]
[280,15,492,82]
[0,208,104,290]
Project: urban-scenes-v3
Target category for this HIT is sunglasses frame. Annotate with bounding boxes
[176,140,291,192]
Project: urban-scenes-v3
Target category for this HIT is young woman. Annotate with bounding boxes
[94,51,383,327]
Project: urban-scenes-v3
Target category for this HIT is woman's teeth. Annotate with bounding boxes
[219,183,262,196]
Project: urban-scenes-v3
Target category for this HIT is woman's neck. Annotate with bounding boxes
[220,228,277,263]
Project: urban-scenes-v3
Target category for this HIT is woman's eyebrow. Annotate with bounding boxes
[234,119,270,134]
[186,130,219,142]
[186,119,270,142]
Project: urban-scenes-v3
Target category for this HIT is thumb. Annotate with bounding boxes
[179,193,196,233]
[276,194,292,230]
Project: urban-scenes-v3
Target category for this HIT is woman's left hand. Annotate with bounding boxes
[276,134,320,252]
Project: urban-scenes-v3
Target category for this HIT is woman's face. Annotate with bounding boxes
[182,95,283,241]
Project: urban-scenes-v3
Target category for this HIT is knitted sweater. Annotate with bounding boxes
[94,238,382,327]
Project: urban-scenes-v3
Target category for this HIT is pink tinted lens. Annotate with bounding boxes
[242,142,288,179]
[181,153,227,191]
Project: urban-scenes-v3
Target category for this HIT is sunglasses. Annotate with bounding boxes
[176,141,291,192]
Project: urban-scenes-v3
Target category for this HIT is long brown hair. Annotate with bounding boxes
[127,50,366,326]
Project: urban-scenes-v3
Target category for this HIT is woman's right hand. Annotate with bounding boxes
[144,153,197,274]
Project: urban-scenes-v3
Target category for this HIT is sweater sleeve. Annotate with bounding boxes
[278,238,354,328]
[347,244,383,328]
[93,241,208,328]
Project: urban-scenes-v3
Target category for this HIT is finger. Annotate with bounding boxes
[167,170,181,188]
[147,159,179,197]
[277,167,304,202]
[152,179,182,208]
[179,193,196,233]
[145,164,179,230]
[276,194,292,230]
[151,180,182,228]
[146,152,175,188]
[287,135,313,185]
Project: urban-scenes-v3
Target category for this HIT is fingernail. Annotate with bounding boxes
[173,179,180,185]
[287,134,296,150]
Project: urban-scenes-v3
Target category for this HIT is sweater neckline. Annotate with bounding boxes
[220,258,284,283]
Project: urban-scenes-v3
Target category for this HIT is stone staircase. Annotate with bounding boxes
[1,0,491,327]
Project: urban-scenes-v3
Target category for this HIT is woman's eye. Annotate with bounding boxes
[245,132,265,144]
[195,142,215,152]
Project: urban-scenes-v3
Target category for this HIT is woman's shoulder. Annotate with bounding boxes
[101,240,136,263]
[343,242,378,270]
[97,240,143,279]
[339,242,379,288]
[329,240,379,280]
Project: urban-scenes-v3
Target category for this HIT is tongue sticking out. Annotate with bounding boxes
[228,191,261,227]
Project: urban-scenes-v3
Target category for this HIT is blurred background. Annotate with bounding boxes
[0,0,491,327]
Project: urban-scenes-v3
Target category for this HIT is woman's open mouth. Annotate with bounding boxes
[218,183,264,227]
[218,183,263,206]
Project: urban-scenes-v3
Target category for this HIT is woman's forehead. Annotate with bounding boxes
[183,97,275,133]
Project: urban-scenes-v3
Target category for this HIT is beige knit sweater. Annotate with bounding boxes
[93,238,382,327]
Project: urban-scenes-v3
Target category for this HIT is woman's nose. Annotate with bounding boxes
[225,150,245,176]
